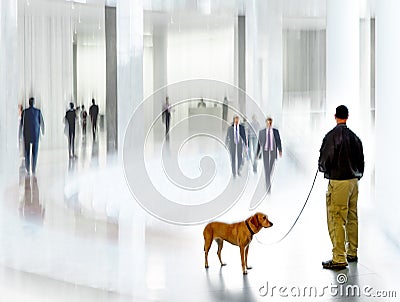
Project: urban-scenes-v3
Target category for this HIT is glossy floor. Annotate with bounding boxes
[0,131,399,301]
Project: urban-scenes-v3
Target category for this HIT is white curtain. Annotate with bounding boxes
[18,0,74,149]
[18,0,105,149]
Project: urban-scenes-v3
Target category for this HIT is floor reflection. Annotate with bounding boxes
[90,139,99,167]
[19,176,45,225]
[0,128,399,301]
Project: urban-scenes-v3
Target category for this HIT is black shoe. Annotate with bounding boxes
[347,255,358,263]
[322,259,348,270]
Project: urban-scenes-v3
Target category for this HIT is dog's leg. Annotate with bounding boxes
[245,245,252,270]
[216,239,226,266]
[240,246,247,275]
[204,236,212,269]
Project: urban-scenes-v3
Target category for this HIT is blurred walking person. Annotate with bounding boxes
[226,116,247,178]
[162,96,172,140]
[257,117,282,194]
[222,96,228,121]
[19,97,45,176]
[89,98,99,140]
[81,104,88,137]
[65,102,77,159]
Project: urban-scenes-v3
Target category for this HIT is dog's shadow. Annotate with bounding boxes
[205,267,257,301]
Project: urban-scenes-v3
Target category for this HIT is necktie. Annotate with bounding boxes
[267,129,271,151]
[234,126,238,144]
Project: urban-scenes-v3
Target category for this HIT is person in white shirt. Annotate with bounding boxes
[257,117,282,193]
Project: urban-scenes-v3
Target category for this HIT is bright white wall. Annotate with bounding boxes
[167,26,234,85]
[165,23,235,126]
[77,42,106,114]
[375,0,400,244]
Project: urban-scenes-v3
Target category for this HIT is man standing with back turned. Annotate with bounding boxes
[20,97,45,176]
[319,105,364,270]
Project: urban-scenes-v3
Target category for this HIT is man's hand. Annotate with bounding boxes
[279,151,282,157]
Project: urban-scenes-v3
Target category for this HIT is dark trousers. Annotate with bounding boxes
[24,140,39,173]
[82,121,87,135]
[263,150,276,192]
[68,128,76,157]
[92,117,97,139]
[230,143,243,176]
[165,116,170,135]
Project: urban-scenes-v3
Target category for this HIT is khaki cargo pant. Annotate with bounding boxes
[326,178,359,263]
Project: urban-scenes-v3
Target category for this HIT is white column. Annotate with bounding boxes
[0,0,18,183]
[152,26,167,92]
[117,0,144,158]
[116,0,146,295]
[326,0,360,128]
[263,0,283,125]
[246,0,283,124]
[245,0,260,107]
[151,26,167,140]
[375,0,400,241]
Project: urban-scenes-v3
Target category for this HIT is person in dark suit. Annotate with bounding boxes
[257,117,282,193]
[162,96,172,139]
[65,102,77,158]
[222,97,228,121]
[19,97,45,175]
[89,98,99,140]
[226,116,247,177]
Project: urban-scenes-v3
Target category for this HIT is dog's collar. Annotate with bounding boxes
[245,220,255,236]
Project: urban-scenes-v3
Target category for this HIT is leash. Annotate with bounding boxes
[255,168,319,245]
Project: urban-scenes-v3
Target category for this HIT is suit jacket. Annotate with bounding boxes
[226,124,247,149]
[257,128,282,159]
[89,104,99,120]
[20,106,44,143]
[65,109,76,129]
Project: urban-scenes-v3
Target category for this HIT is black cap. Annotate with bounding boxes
[335,105,349,119]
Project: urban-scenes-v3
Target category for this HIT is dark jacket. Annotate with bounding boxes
[65,109,76,130]
[226,123,247,148]
[257,128,282,159]
[89,104,99,121]
[318,123,364,180]
[20,106,44,143]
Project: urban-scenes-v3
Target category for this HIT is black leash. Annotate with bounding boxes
[255,168,320,245]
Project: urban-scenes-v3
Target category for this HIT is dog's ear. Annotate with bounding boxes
[250,214,259,229]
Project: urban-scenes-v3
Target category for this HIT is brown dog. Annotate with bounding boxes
[203,212,273,274]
